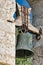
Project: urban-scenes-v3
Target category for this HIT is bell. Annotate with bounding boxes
[16,32,34,58]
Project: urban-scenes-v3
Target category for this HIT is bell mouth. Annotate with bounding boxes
[16,49,34,58]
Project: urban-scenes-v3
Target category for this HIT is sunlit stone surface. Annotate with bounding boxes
[0,0,15,65]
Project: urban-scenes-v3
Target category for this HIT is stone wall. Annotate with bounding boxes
[0,0,16,21]
[0,0,15,65]
[29,0,43,65]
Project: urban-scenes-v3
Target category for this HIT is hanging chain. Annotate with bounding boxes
[21,6,28,32]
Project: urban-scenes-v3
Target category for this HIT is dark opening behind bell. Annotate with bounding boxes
[16,32,34,58]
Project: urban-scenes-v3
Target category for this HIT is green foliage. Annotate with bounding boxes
[16,57,33,65]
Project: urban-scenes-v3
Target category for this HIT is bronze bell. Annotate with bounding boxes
[16,32,34,58]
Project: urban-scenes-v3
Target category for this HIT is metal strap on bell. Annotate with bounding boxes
[16,32,34,58]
